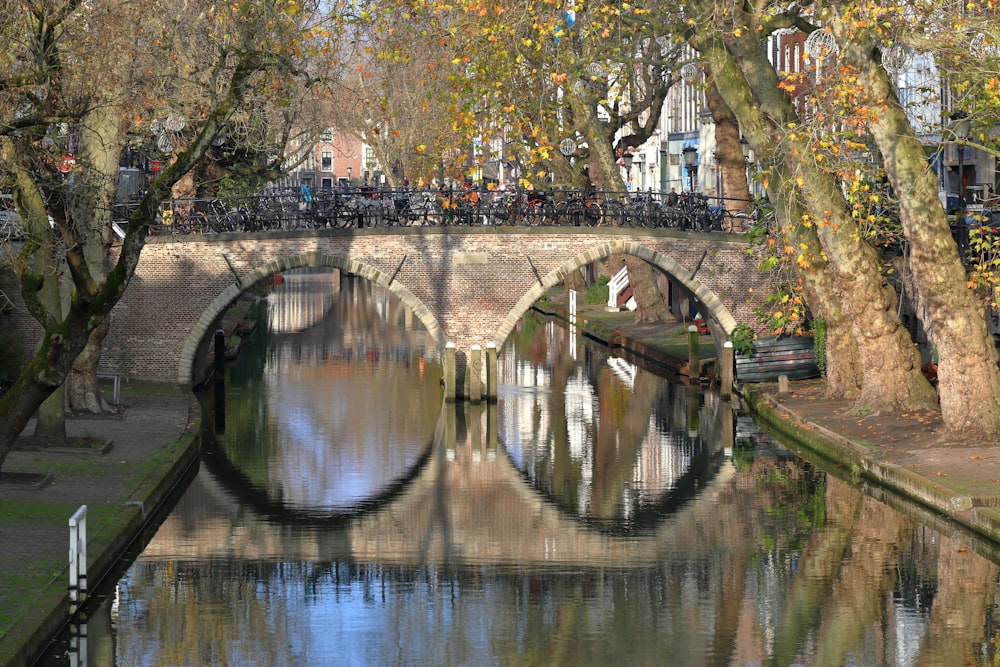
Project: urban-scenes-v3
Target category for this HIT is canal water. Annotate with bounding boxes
[39,268,1000,666]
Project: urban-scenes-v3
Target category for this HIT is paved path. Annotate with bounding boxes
[0,383,199,667]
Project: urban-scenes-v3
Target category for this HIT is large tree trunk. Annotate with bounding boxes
[701,27,935,413]
[563,267,586,294]
[68,320,113,414]
[704,79,752,215]
[34,387,66,438]
[624,256,671,323]
[699,33,863,399]
[831,10,1000,439]
[770,190,863,399]
[798,168,936,411]
[61,89,125,415]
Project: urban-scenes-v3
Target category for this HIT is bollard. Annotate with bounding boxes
[721,341,734,400]
[444,343,456,401]
[687,325,700,380]
[214,329,226,376]
[469,344,482,403]
[469,402,484,463]
[778,374,790,395]
[486,342,498,401]
[213,329,227,433]
[69,505,88,616]
[721,400,735,456]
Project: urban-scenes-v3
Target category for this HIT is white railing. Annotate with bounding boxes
[69,505,88,615]
[607,266,629,310]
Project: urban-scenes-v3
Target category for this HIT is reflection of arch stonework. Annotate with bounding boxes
[90,228,770,387]
[144,404,736,565]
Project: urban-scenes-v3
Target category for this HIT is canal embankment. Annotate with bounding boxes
[0,383,201,667]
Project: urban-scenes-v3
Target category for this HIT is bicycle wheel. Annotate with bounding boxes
[538,201,557,226]
[603,200,627,227]
[562,201,583,226]
[584,202,602,226]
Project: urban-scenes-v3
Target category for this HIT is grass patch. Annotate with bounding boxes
[584,276,610,305]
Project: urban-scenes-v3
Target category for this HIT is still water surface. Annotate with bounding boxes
[42,269,1000,666]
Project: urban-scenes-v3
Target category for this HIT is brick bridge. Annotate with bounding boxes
[93,226,768,391]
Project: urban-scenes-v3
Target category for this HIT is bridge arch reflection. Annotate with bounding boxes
[193,395,733,560]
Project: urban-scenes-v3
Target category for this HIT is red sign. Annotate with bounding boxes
[151,160,162,174]
[59,154,76,173]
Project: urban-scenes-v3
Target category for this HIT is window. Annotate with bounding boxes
[321,151,332,172]
[320,128,333,142]
[321,177,332,189]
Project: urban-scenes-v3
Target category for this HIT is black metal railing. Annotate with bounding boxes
[142,187,765,235]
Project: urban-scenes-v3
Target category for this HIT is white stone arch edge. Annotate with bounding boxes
[176,251,448,384]
[490,239,739,356]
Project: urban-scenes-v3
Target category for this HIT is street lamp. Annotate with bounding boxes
[622,151,634,190]
[347,166,353,183]
[682,145,698,192]
[951,112,971,255]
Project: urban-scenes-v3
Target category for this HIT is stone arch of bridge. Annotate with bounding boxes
[492,240,738,352]
[176,250,448,384]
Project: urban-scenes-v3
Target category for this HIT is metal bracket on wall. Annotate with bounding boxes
[388,254,408,286]
[689,249,707,280]
[525,254,543,286]
[222,254,243,287]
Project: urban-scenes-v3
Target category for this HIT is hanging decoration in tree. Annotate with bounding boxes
[879,44,912,76]
[150,115,186,155]
[680,62,698,84]
[972,33,1000,59]
[804,29,839,79]
[560,138,577,156]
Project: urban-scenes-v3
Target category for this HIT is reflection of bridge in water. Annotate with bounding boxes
[141,400,741,566]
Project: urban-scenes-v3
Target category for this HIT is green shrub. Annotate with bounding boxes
[730,322,756,356]
[812,316,827,374]
[584,275,610,305]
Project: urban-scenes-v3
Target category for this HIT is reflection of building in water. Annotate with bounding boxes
[267,268,341,334]
[265,269,438,369]
[500,319,712,521]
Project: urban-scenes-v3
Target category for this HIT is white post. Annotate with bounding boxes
[569,289,577,325]
[69,505,88,615]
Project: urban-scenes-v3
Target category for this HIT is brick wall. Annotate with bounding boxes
[3,227,768,384]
